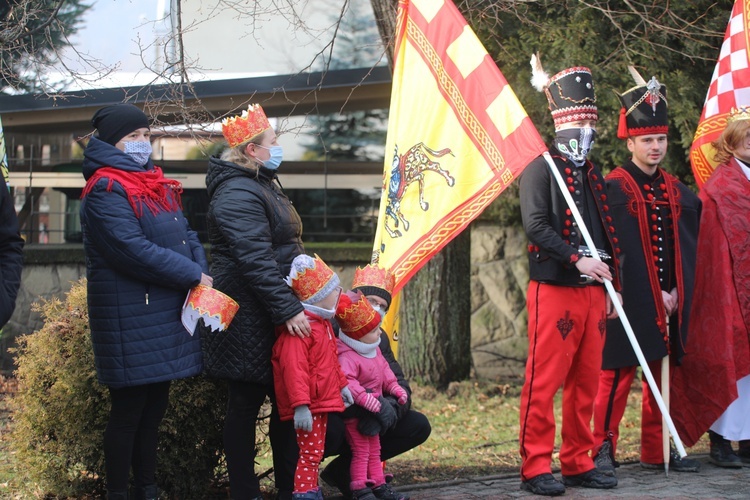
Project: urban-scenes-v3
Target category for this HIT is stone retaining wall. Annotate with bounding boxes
[2,224,531,377]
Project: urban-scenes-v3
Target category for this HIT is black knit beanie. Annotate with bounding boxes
[91,104,149,145]
[352,285,392,310]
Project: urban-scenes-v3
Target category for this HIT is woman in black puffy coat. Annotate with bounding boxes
[202,104,310,500]
[80,104,212,500]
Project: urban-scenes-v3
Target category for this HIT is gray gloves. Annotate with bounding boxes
[294,405,313,432]
[341,386,354,407]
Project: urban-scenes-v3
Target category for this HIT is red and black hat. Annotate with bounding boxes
[616,67,668,139]
[530,54,598,129]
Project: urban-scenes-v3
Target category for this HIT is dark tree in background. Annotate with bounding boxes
[369,0,733,386]
[399,230,472,389]
[0,0,90,92]
[462,0,730,186]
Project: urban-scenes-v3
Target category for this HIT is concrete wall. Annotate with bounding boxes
[2,224,531,378]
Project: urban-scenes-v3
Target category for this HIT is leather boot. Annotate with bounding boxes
[737,439,750,465]
[594,439,617,476]
[131,484,158,500]
[708,430,742,468]
[520,473,566,496]
[351,487,377,500]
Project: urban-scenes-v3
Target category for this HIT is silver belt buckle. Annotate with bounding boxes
[578,246,612,284]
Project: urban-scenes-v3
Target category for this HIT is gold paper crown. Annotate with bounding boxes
[221,104,272,147]
[728,106,750,124]
[351,264,395,295]
[185,285,240,332]
[335,291,381,340]
[287,254,339,303]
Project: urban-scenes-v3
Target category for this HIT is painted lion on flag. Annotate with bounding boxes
[383,142,455,239]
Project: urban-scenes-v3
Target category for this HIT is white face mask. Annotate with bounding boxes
[302,302,337,319]
[372,305,386,321]
[123,141,152,166]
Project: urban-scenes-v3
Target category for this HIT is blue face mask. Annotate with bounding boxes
[123,140,152,167]
[257,145,283,170]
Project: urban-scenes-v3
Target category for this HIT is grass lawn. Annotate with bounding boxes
[256,376,711,495]
[0,375,710,498]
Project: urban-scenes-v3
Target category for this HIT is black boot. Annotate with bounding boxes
[738,439,750,466]
[594,439,618,476]
[520,473,565,496]
[131,484,158,500]
[351,487,377,500]
[709,430,743,468]
[107,490,129,500]
[371,483,409,500]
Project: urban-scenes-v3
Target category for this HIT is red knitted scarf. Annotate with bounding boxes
[81,166,183,218]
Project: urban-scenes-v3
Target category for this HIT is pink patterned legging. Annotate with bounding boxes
[344,418,386,491]
[294,413,328,493]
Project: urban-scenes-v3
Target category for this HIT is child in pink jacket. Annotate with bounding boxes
[335,290,409,500]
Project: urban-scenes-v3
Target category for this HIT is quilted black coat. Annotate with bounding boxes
[0,175,23,328]
[202,157,304,385]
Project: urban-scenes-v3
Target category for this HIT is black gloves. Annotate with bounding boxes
[357,395,399,436]
[374,395,398,431]
[357,414,382,436]
[384,394,409,420]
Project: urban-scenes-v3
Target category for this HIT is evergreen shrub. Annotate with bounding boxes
[7,279,228,498]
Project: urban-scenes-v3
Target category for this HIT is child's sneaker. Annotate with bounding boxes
[371,483,409,500]
[292,487,323,500]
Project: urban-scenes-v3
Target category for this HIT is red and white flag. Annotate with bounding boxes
[690,0,750,187]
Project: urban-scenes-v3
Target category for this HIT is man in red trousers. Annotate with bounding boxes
[593,71,701,475]
[518,56,621,496]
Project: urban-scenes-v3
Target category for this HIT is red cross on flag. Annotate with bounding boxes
[690,0,750,188]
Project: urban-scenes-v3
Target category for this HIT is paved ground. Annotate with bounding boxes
[353,455,750,499]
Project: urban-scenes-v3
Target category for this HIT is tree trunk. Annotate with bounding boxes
[399,228,472,389]
[369,0,398,70]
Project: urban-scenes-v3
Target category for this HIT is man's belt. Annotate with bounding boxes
[578,246,613,285]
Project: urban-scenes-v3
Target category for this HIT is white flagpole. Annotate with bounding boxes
[542,152,687,458]
[662,352,671,475]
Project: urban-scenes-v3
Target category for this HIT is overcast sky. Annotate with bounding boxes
[60,0,372,87]
[64,0,160,74]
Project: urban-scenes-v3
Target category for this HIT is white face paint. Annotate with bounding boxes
[555,127,597,166]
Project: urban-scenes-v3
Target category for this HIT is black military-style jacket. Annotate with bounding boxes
[519,150,621,289]
[602,161,701,368]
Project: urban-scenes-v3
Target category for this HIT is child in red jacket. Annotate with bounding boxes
[272,254,353,500]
